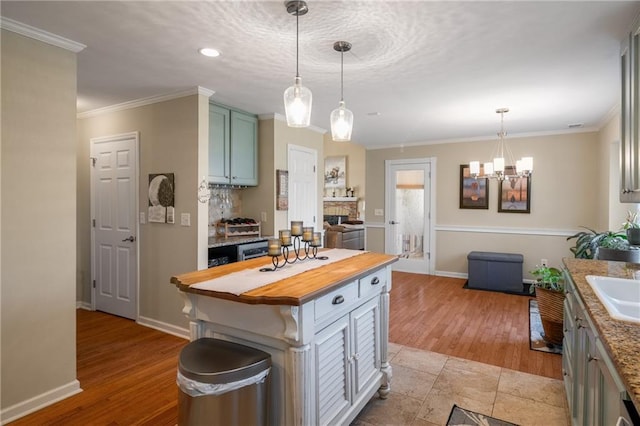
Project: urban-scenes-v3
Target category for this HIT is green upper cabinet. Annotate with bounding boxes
[208,103,258,186]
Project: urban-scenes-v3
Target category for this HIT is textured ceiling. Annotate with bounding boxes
[2,1,639,148]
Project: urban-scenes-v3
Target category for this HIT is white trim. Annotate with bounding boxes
[0,17,86,52]
[364,222,385,228]
[259,113,328,135]
[435,270,468,279]
[77,87,215,119]
[0,380,82,425]
[137,316,190,340]
[435,225,577,237]
[76,301,92,310]
[367,126,599,150]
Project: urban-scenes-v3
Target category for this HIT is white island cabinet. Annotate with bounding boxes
[171,251,397,426]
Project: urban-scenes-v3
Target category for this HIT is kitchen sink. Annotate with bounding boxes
[585,275,640,323]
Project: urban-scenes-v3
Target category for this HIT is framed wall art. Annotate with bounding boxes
[459,164,489,209]
[148,172,175,223]
[324,156,347,189]
[276,169,288,210]
[498,167,531,213]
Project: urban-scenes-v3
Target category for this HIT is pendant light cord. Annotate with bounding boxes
[340,50,344,101]
[296,6,300,78]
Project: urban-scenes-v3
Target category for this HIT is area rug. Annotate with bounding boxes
[446,405,518,425]
[529,299,562,355]
[462,281,531,296]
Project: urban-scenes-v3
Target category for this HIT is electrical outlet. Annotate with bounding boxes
[541,258,548,267]
[181,213,191,227]
[261,211,267,222]
[374,209,384,216]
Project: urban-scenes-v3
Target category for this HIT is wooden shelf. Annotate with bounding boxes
[323,197,358,202]
[216,222,261,238]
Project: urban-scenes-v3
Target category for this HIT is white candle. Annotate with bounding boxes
[291,221,303,236]
[268,238,281,256]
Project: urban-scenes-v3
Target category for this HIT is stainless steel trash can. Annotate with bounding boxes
[177,338,271,426]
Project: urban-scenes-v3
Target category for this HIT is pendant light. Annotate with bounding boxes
[330,41,354,142]
[283,0,312,128]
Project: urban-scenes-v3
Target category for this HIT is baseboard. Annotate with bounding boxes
[137,315,189,340]
[76,301,92,310]
[435,270,468,279]
[0,380,82,425]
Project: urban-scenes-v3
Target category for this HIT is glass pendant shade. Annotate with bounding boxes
[484,162,494,175]
[284,76,312,127]
[493,157,505,173]
[469,161,480,176]
[330,101,353,141]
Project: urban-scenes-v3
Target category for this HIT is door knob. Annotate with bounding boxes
[122,236,136,242]
[389,220,399,225]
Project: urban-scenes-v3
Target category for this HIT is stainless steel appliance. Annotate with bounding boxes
[237,240,269,261]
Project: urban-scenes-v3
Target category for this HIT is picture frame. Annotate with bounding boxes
[324,156,347,189]
[459,164,489,209]
[498,167,531,213]
[276,169,288,211]
[148,173,175,223]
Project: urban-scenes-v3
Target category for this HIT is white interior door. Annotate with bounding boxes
[91,132,139,320]
[385,159,434,274]
[288,145,318,229]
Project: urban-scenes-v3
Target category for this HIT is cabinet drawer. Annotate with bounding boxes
[315,281,358,322]
[359,270,386,298]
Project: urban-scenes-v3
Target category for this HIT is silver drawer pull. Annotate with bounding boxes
[371,277,380,285]
[332,295,344,305]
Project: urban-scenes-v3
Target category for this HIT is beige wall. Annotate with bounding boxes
[323,135,366,220]
[77,94,208,329]
[243,117,324,236]
[1,31,78,410]
[366,130,604,278]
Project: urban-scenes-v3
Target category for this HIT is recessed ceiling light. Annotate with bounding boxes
[199,48,221,58]
[568,123,584,128]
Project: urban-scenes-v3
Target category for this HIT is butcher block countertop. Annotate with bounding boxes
[563,257,640,411]
[171,251,397,306]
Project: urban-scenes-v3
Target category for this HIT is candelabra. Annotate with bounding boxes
[260,221,328,272]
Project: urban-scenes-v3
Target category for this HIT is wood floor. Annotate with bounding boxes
[11,272,560,424]
[389,272,562,380]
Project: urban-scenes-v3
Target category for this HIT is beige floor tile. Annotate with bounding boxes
[390,364,438,401]
[410,418,441,426]
[353,391,423,426]
[445,356,502,379]
[492,392,569,426]
[416,387,494,425]
[498,368,567,408]
[388,342,403,361]
[432,362,499,405]
[392,346,449,376]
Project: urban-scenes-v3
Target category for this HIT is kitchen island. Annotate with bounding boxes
[171,250,397,426]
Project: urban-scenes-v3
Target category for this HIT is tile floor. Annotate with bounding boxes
[352,343,569,426]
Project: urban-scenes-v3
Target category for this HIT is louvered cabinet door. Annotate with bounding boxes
[314,316,351,426]
[351,298,381,398]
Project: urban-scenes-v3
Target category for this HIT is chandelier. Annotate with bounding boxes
[470,108,533,180]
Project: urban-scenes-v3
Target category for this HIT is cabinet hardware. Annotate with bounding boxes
[371,277,380,285]
[332,295,344,305]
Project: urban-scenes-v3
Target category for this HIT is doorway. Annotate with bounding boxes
[90,132,139,319]
[384,158,435,274]
[287,144,318,229]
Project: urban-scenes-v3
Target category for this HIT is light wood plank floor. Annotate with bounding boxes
[389,272,562,380]
[11,272,561,424]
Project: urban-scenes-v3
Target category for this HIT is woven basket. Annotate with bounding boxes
[535,287,565,345]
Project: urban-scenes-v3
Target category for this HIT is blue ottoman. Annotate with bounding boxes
[467,251,524,293]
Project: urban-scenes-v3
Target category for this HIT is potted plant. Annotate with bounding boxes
[622,210,640,246]
[529,265,565,345]
[566,227,640,262]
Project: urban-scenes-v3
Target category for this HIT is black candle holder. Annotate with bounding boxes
[259,235,328,272]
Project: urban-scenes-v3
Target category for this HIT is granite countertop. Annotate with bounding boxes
[563,257,640,411]
[208,235,269,248]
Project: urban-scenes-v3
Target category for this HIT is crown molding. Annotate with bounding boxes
[77,86,215,119]
[0,17,86,52]
[258,113,327,135]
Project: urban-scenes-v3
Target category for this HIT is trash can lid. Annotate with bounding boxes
[179,338,271,384]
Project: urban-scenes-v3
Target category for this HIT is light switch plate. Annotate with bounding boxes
[180,213,190,226]
[261,211,267,222]
[374,209,384,216]
[139,212,146,224]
